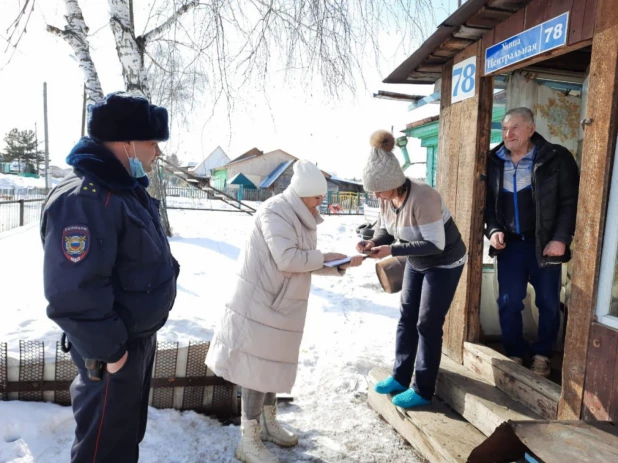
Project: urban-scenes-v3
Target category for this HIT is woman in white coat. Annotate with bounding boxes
[206,160,363,463]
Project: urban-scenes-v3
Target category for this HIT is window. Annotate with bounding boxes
[595,134,618,328]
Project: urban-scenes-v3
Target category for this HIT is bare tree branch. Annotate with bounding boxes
[140,0,200,44]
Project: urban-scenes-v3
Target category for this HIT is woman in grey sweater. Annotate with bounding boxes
[357,130,467,409]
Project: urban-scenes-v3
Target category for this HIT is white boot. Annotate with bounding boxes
[260,405,299,447]
[235,419,280,463]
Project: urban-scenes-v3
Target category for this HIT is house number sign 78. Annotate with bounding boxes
[451,56,477,104]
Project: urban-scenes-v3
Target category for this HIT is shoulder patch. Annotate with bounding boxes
[62,226,91,263]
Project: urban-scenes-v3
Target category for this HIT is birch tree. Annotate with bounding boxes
[5,0,437,235]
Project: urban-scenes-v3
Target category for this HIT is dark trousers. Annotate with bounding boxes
[497,239,562,358]
[69,334,156,463]
[392,261,463,400]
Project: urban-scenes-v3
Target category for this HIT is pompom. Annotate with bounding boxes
[369,130,395,152]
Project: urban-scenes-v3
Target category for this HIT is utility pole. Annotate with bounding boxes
[43,82,50,190]
[35,122,39,176]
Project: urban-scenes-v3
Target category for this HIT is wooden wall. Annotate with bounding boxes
[482,0,597,48]
[436,41,493,363]
[559,0,618,420]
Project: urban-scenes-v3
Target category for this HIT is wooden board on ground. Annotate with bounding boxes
[367,367,485,463]
[463,342,560,420]
[436,355,541,437]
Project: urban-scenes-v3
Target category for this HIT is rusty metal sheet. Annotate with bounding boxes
[54,341,77,406]
[152,341,178,409]
[19,340,44,402]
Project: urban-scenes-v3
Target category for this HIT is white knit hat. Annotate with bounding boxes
[362,130,406,193]
[290,160,327,197]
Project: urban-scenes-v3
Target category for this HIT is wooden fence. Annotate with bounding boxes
[0,340,239,418]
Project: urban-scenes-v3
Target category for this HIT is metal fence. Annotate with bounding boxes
[0,340,239,418]
[0,187,49,200]
[0,199,44,233]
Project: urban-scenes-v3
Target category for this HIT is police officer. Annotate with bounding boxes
[41,92,180,462]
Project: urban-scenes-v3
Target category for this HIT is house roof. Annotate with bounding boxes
[227,148,264,166]
[329,175,364,186]
[190,146,230,175]
[228,172,257,188]
[260,160,296,189]
[372,91,426,102]
[405,116,441,131]
[384,0,531,84]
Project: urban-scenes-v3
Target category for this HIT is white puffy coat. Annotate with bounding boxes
[205,188,342,393]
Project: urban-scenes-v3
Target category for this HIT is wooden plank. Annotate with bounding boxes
[453,26,488,41]
[466,69,493,345]
[511,421,618,462]
[581,0,598,41]
[367,367,486,463]
[466,7,513,29]
[440,64,463,363]
[463,342,560,420]
[436,355,541,437]
[611,330,618,422]
[481,29,495,58]
[582,323,618,420]
[493,8,525,44]
[523,0,547,29]
[546,0,574,21]
[484,39,593,76]
[438,41,490,363]
[487,0,531,12]
[568,0,588,45]
[433,38,475,58]
[559,0,618,420]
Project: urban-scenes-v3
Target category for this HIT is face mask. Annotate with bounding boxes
[124,143,147,179]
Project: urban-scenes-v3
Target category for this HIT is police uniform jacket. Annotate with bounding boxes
[41,137,179,363]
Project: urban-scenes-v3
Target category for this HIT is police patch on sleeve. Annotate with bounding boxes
[62,226,91,263]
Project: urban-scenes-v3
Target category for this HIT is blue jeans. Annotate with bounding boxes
[497,239,562,358]
[392,261,463,400]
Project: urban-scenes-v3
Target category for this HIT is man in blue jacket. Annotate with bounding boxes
[41,92,180,462]
[485,107,579,378]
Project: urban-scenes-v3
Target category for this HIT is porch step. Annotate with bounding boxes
[463,342,561,420]
[368,367,486,463]
[436,355,541,437]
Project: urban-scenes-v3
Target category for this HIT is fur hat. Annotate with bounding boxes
[290,160,327,197]
[362,130,406,193]
[87,92,169,142]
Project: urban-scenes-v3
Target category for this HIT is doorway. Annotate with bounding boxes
[477,46,592,386]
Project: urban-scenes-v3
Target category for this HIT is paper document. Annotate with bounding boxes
[323,257,351,268]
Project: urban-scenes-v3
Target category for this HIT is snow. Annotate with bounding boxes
[0,209,420,462]
[0,174,59,191]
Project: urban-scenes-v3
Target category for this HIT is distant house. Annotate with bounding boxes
[211,148,296,190]
[190,146,230,179]
[211,148,364,198]
[50,165,72,178]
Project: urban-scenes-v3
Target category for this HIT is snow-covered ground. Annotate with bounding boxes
[0,209,420,462]
[0,173,59,191]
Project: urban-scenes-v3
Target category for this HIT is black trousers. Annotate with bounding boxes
[69,334,156,463]
[392,261,463,400]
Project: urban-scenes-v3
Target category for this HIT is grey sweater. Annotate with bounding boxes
[372,178,467,270]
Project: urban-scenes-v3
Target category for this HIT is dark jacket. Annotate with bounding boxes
[41,137,180,363]
[485,132,580,267]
